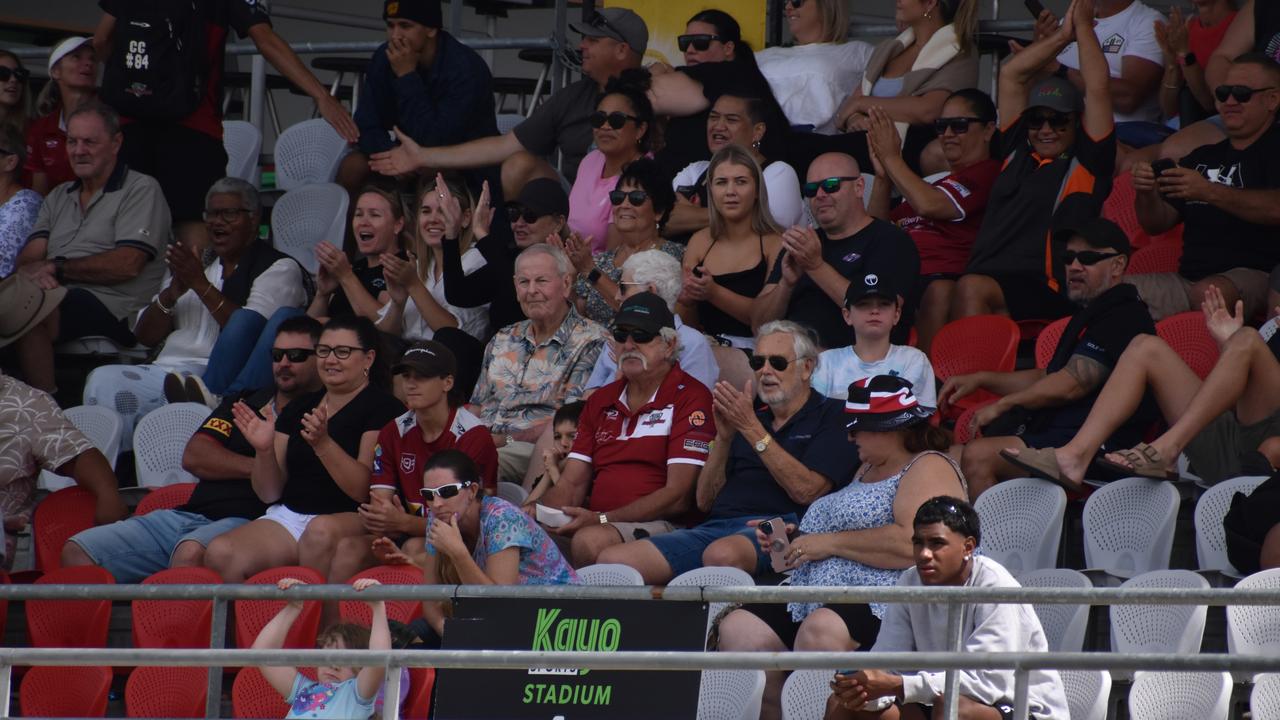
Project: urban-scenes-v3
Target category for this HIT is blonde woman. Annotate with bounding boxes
[308,186,406,323]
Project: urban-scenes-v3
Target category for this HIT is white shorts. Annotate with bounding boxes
[260,504,318,542]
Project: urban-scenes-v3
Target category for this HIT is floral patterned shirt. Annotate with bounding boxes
[572,241,685,326]
[426,497,578,585]
[0,189,42,278]
[469,306,605,433]
[286,675,373,719]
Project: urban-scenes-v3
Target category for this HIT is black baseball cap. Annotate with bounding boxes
[392,340,456,378]
[844,271,900,307]
[510,178,569,218]
[612,292,674,334]
[1053,217,1131,255]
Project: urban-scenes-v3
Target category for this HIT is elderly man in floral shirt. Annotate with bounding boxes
[468,244,605,481]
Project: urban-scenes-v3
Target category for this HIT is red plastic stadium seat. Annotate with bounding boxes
[341,564,425,626]
[28,565,115,648]
[1103,172,1147,248]
[1125,238,1183,275]
[32,486,96,571]
[133,482,197,516]
[932,315,1019,418]
[134,566,222,649]
[952,402,990,445]
[1156,311,1220,380]
[20,666,112,717]
[235,566,325,649]
[1035,317,1073,369]
[404,667,437,720]
[232,667,289,719]
[125,665,208,718]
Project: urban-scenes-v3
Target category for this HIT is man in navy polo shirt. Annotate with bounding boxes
[537,293,717,567]
[600,319,857,583]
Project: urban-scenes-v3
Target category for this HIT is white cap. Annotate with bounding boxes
[48,36,92,75]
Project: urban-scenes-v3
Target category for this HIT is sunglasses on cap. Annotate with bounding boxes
[678,34,723,52]
[609,189,649,206]
[0,66,30,84]
[420,481,473,502]
[506,205,543,224]
[801,176,859,198]
[1214,84,1276,104]
[586,11,625,40]
[612,327,657,344]
[589,110,640,130]
[748,354,800,372]
[933,116,983,135]
[1062,250,1122,266]
[270,347,316,363]
[1026,111,1073,131]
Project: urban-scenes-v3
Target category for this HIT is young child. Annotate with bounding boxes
[256,577,390,720]
[525,401,584,505]
[809,271,936,407]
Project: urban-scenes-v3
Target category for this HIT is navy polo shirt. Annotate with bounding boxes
[709,391,858,521]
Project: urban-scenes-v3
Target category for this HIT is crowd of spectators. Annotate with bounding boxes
[4,0,1280,716]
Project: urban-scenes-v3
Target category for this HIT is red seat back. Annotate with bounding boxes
[404,667,437,719]
[33,486,97,571]
[20,666,112,718]
[340,564,425,626]
[133,482,197,516]
[1156,311,1220,380]
[133,566,221,649]
[1103,172,1148,248]
[1125,238,1183,275]
[1035,317,1073,369]
[931,315,1020,382]
[231,667,289,719]
[235,565,325,649]
[28,565,115,648]
[125,665,209,718]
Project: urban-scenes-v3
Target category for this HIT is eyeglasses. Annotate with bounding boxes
[608,189,649,206]
[1061,250,1122,266]
[202,207,253,223]
[420,481,472,502]
[748,354,801,372]
[1026,111,1073,131]
[785,0,806,8]
[933,116,984,135]
[506,205,542,224]
[589,110,640,130]
[270,347,316,363]
[1214,84,1276,104]
[0,66,30,84]
[801,176,859,198]
[612,327,657,344]
[677,34,723,52]
[314,344,367,359]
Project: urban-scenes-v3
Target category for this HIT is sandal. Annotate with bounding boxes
[999,447,1082,492]
[1094,442,1179,481]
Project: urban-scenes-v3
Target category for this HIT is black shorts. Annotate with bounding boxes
[737,601,882,649]
[987,274,1076,321]
[56,288,135,345]
[915,700,1016,720]
[122,122,228,223]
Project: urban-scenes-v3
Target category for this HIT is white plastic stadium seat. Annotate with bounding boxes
[1061,669,1110,720]
[222,120,262,183]
[1252,673,1280,720]
[272,183,349,275]
[1195,475,1268,578]
[1128,671,1231,720]
[697,669,765,720]
[1227,568,1280,679]
[669,565,755,646]
[496,112,524,135]
[37,405,124,491]
[974,477,1066,574]
[273,118,350,190]
[133,402,209,487]
[1082,477,1180,579]
[1017,568,1091,652]
[1110,570,1208,679]
[1260,316,1278,344]
[781,668,837,720]
[576,563,644,586]
[495,481,528,506]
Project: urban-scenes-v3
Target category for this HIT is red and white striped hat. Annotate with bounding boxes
[844,375,933,432]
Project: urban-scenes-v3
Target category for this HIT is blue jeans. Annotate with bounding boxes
[202,306,306,395]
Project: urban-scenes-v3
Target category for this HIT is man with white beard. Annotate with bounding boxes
[535,293,717,567]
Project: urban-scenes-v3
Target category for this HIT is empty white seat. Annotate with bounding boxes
[669,565,755,646]
[1227,568,1280,681]
[780,668,837,720]
[1111,570,1208,680]
[223,120,262,183]
[273,118,349,190]
[271,183,349,275]
[974,477,1066,575]
[133,403,210,487]
[496,112,524,135]
[698,669,765,720]
[1017,568,1091,652]
[495,481,528,506]
[1128,671,1231,720]
[1252,673,1280,720]
[1061,669,1110,720]
[1083,477,1180,579]
[576,563,644,586]
[1195,475,1268,578]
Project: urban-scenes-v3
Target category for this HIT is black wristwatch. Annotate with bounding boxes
[52,256,67,283]
[1181,52,1197,67]
[586,268,602,285]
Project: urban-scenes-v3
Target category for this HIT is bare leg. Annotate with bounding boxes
[717,609,790,720]
[1259,436,1280,471]
[500,151,559,201]
[298,513,368,626]
[1187,277,1242,319]
[960,436,1028,500]
[60,540,95,568]
[596,539,674,584]
[702,535,759,575]
[15,310,59,392]
[329,532,378,584]
[568,524,624,568]
[915,279,955,355]
[170,539,208,568]
[949,275,1008,321]
[204,519,299,583]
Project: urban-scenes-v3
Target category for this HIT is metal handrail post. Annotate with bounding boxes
[271,5,386,32]
[551,0,567,95]
[250,54,267,141]
[1013,668,1030,720]
[942,602,964,720]
[382,663,403,720]
[206,597,229,719]
[0,663,10,718]
[449,0,465,36]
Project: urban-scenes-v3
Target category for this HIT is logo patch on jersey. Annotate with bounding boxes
[201,417,233,437]
[605,409,619,420]
[683,439,710,454]
[401,453,416,474]
[842,251,863,263]
[941,179,971,198]
[688,410,706,427]
[1100,33,1124,54]
[625,406,674,439]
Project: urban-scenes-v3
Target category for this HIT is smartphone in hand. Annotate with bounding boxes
[759,517,790,573]
[1024,0,1047,17]
[1151,158,1177,177]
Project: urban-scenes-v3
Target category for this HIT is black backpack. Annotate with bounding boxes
[101,0,207,120]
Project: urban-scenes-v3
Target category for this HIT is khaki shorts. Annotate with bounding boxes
[497,440,536,483]
[1184,408,1280,485]
[1125,268,1270,321]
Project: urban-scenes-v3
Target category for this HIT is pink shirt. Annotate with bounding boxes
[568,150,618,253]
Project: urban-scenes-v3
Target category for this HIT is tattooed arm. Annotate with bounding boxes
[983,354,1110,417]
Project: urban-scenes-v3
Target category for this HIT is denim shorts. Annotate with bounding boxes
[68,510,249,583]
[648,513,799,576]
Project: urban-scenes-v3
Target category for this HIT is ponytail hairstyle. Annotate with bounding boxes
[938,0,979,56]
[601,68,658,154]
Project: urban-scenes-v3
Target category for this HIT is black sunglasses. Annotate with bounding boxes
[506,205,542,224]
[589,110,640,130]
[1026,111,1073,131]
[0,66,30,84]
[1214,84,1276,104]
[748,354,799,372]
[801,176,859,198]
[786,0,806,7]
[933,116,984,135]
[270,347,316,363]
[1062,250,1122,266]
[612,327,657,344]
[677,34,723,52]
[609,189,649,206]
[420,481,472,502]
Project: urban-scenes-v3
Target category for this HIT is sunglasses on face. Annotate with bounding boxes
[1062,250,1122,266]
[420,481,472,502]
[314,344,366,359]
[677,34,723,52]
[1026,111,1073,131]
[933,116,983,135]
[748,354,799,372]
[505,205,542,224]
[589,110,640,130]
[801,176,859,198]
[270,347,316,363]
[0,66,30,84]
[612,327,657,344]
[786,0,806,8]
[1214,84,1276,104]
[609,189,649,206]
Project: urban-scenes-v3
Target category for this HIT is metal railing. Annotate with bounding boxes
[4,582,1279,720]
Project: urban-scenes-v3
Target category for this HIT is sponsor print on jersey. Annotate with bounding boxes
[620,406,674,440]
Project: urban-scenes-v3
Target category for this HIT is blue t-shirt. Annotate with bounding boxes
[710,391,857,521]
[426,497,579,585]
[286,675,374,720]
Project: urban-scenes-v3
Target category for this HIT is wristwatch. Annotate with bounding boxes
[586,268,603,285]
[598,512,609,525]
[753,434,772,454]
[52,256,67,283]
[1179,52,1197,67]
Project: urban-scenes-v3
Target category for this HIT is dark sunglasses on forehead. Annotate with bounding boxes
[420,481,472,502]
[801,176,859,198]
[609,189,649,206]
[748,354,800,372]
[1062,249,1122,266]
[270,347,316,363]
[589,110,640,130]
[1214,84,1276,104]
[677,34,723,52]
[505,205,543,224]
[933,116,984,135]
[612,327,657,344]
[587,11,624,39]
[1026,111,1074,131]
[0,66,30,83]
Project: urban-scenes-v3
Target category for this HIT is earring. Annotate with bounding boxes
[964,554,972,561]
[364,367,369,377]
[752,139,761,150]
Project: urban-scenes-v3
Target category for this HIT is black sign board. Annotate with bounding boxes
[434,597,707,719]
